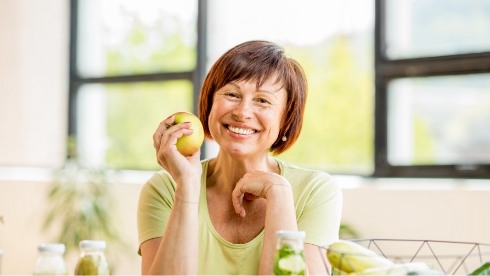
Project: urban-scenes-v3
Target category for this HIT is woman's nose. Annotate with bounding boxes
[232,99,253,120]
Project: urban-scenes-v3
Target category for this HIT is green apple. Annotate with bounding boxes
[172,111,204,156]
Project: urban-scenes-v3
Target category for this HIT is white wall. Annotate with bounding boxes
[339,177,490,242]
[0,0,68,168]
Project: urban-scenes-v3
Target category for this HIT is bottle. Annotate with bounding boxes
[74,240,110,275]
[33,243,67,275]
[273,230,306,275]
[0,248,4,275]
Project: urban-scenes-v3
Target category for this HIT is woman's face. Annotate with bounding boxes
[208,77,287,158]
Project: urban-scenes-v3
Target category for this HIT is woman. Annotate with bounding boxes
[138,40,342,275]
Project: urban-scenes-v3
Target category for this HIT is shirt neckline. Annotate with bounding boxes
[200,159,267,248]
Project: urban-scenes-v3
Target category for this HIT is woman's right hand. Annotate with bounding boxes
[152,115,202,184]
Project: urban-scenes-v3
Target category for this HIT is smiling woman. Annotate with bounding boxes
[138,40,343,275]
[199,41,307,155]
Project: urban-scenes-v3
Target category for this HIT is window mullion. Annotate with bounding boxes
[378,54,490,78]
[73,72,194,85]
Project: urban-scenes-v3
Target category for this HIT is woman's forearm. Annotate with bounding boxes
[148,179,201,275]
[259,185,298,275]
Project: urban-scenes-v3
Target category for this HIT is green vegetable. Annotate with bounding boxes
[273,244,305,275]
[470,262,490,276]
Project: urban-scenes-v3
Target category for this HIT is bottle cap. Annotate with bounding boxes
[79,240,106,250]
[276,230,306,239]
[38,243,66,253]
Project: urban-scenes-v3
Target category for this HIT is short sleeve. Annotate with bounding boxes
[296,173,343,247]
[137,171,176,254]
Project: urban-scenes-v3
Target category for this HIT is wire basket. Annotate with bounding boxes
[320,239,490,275]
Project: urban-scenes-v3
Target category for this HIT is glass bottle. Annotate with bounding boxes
[74,240,110,275]
[273,230,306,275]
[0,248,4,275]
[33,243,67,275]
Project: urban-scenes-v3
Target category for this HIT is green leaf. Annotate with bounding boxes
[470,262,490,276]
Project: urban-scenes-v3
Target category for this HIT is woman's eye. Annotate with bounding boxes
[224,92,239,98]
[256,98,272,105]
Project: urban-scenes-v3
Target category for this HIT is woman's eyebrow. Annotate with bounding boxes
[229,81,282,95]
[228,82,240,89]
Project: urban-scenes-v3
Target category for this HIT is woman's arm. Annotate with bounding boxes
[304,244,329,275]
[140,181,200,275]
[259,184,298,274]
[140,116,203,275]
[231,172,298,275]
[301,175,343,275]
[232,170,342,275]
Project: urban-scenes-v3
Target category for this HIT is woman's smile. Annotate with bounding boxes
[226,124,258,136]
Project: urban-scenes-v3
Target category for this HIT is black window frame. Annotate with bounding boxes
[67,0,208,160]
[374,0,490,178]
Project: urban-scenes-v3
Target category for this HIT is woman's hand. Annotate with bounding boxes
[231,171,291,217]
[153,115,202,183]
[234,171,297,274]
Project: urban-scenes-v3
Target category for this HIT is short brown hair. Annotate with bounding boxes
[198,40,307,155]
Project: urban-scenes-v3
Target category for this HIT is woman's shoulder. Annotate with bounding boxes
[276,158,340,193]
[276,158,341,202]
[276,158,334,182]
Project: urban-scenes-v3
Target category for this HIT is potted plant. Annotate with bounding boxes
[42,137,126,261]
[339,222,360,240]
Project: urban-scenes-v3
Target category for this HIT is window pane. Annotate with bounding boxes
[208,0,374,175]
[387,74,490,165]
[384,0,490,59]
[77,0,197,77]
[76,81,193,170]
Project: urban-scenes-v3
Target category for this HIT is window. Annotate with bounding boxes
[72,0,376,175]
[375,0,490,178]
[69,0,204,170]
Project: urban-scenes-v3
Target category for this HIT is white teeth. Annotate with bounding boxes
[228,125,255,135]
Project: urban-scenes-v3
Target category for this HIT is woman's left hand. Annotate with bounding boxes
[231,171,291,217]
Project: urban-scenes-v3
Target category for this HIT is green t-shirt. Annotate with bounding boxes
[137,158,342,275]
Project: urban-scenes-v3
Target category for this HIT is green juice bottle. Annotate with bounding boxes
[74,240,110,275]
[273,230,306,275]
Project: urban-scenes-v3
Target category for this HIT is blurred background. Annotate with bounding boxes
[1,0,490,274]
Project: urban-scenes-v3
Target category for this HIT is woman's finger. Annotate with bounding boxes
[155,123,194,171]
[153,115,175,149]
[231,185,246,217]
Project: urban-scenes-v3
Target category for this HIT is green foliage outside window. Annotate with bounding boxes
[105,81,193,170]
[103,23,194,170]
[413,115,436,164]
[105,17,195,75]
[279,36,374,175]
